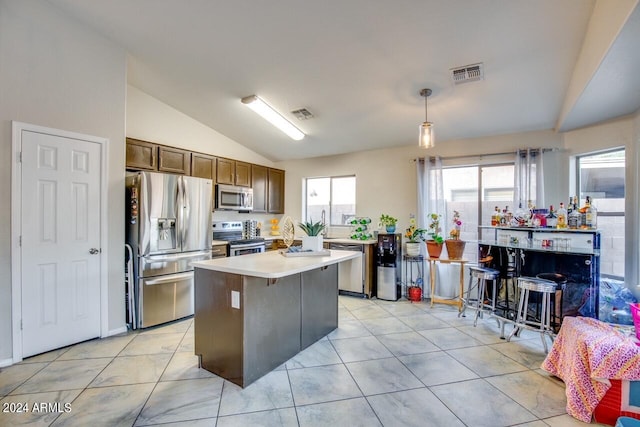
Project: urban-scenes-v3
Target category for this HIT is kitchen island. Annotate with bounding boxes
[191,249,361,387]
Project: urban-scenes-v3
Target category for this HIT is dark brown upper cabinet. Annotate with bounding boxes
[251,164,268,213]
[126,138,157,171]
[191,153,216,181]
[217,158,251,187]
[216,157,235,185]
[267,168,285,214]
[158,146,191,175]
[125,139,283,207]
[235,161,251,187]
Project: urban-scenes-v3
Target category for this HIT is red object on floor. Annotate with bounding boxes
[594,380,640,426]
[408,286,422,302]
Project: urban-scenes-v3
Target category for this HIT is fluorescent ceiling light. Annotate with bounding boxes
[241,95,305,141]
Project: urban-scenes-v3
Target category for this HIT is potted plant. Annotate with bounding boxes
[445,210,466,259]
[298,219,326,252]
[379,214,398,233]
[404,217,427,257]
[426,213,444,258]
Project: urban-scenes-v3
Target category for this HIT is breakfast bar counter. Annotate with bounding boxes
[192,250,361,387]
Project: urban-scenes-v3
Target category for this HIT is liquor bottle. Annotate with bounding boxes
[546,205,558,228]
[574,196,582,228]
[584,196,597,229]
[499,208,508,226]
[568,197,580,229]
[504,206,513,226]
[491,206,500,226]
[556,202,567,229]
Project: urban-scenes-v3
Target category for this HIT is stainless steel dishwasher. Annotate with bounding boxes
[329,242,364,295]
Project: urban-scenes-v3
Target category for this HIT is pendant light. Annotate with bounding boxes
[418,88,434,149]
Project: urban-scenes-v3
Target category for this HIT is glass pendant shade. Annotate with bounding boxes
[419,121,434,149]
[418,88,434,148]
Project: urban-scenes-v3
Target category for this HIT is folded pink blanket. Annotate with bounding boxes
[542,316,640,422]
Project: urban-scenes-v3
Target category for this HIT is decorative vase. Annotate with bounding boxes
[425,240,443,258]
[408,286,423,302]
[405,242,421,257]
[445,239,466,260]
[302,235,324,252]
[385,225,396,233]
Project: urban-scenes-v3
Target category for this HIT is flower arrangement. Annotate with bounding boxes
[404,217,427,243]
[449,210,462,240]
[427,213,444,244]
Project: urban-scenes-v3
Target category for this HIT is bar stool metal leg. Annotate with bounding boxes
[460,266,500,328]
[506,276,556,353]
[459,272,475,318]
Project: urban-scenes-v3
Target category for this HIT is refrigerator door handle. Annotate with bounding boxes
[139,172,151,256]
[176,177,182,248]
[182,177,190,248]
[144,272,192,286]
[141,250,212,263]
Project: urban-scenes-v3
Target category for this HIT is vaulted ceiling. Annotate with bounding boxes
[48,0,640,161]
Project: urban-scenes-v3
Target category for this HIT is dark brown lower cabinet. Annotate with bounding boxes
[194,264,338,387]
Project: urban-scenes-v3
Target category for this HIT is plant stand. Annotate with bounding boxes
[403,254,425,302]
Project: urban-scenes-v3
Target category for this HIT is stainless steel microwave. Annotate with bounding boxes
[215,184,253,211]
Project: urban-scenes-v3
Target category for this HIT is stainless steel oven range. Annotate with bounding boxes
[212,221,266,256]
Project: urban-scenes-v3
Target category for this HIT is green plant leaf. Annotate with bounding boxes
[298,219,326,236]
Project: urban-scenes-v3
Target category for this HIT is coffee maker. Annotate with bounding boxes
[376,233,402,301]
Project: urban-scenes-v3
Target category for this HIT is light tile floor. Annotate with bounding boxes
[0,296,608,426]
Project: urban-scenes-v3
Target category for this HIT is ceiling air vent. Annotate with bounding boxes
[450,63,484,84]
[291,108,314,120]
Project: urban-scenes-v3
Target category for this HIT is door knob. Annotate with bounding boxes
[89,248,100,255]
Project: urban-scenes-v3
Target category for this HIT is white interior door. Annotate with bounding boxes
[20,130,102,357]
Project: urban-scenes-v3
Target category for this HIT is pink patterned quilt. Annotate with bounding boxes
[541,316,640,423]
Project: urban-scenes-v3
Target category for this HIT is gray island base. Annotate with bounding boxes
[192,250,361,387]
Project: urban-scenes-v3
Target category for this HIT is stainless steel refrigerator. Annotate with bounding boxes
[126,171,212,329]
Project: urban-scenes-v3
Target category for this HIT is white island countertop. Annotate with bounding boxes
[192,249,361,279]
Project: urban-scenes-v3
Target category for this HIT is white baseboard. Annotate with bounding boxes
[0,358,14,368]
[107,326,128,337]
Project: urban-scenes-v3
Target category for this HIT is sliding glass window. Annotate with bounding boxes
[442,163,514,261]
[577,149,625,279]
[305,176,356,226]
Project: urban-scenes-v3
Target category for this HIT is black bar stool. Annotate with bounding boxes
[535,273,567,331]
[496,248,518,321]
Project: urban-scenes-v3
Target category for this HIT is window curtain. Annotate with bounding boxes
[417,156,458,299]
[514,149,545,210]
[417,156,445,229]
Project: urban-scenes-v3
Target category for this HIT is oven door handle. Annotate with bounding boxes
[230,242,265,250]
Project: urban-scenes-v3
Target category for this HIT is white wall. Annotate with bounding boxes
[276,129,565,236]
[127,86,274,167]
[0,0,127,361]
